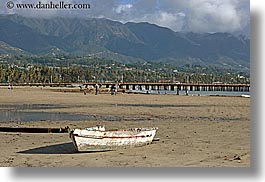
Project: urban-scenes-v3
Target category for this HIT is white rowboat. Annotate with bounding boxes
[69,126,158,152]
[241,94,250,98]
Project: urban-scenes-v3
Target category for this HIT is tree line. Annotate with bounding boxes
[0,64,249,84]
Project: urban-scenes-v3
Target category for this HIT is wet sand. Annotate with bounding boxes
[0,87,250,167]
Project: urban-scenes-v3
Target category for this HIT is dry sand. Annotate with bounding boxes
[0,87,250,167]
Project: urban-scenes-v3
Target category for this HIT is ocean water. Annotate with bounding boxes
[0,104,149,122]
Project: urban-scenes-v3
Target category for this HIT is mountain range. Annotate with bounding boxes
[0,14,250,71]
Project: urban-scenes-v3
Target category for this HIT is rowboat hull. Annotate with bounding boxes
[69,126,157,152]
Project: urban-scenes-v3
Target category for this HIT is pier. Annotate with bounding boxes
[0,82,250,93]
[117,83,250,93]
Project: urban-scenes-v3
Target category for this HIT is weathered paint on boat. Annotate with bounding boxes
[69,126,157,152]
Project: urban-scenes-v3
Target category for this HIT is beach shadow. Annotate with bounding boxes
[18,142,113,154]
[18,142,76,154]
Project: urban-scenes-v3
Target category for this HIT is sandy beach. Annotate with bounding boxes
[0,87,250,167]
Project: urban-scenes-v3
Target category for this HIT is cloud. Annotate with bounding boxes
[0,0,250,34]
[131,11,186,32]
[115,4,133,14]
[182,0,250,33]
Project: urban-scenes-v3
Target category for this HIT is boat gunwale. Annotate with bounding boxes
[72,133,154,139]
[72,128,158,132]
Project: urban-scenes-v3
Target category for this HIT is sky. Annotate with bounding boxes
[1,0,250,34]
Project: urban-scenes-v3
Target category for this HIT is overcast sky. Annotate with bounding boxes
[1,0,250,34]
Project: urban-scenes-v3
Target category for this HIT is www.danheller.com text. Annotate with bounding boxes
[6,1,91,10]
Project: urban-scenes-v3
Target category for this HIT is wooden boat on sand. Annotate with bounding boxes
[69,126,158,152]
[241,94,250,98]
